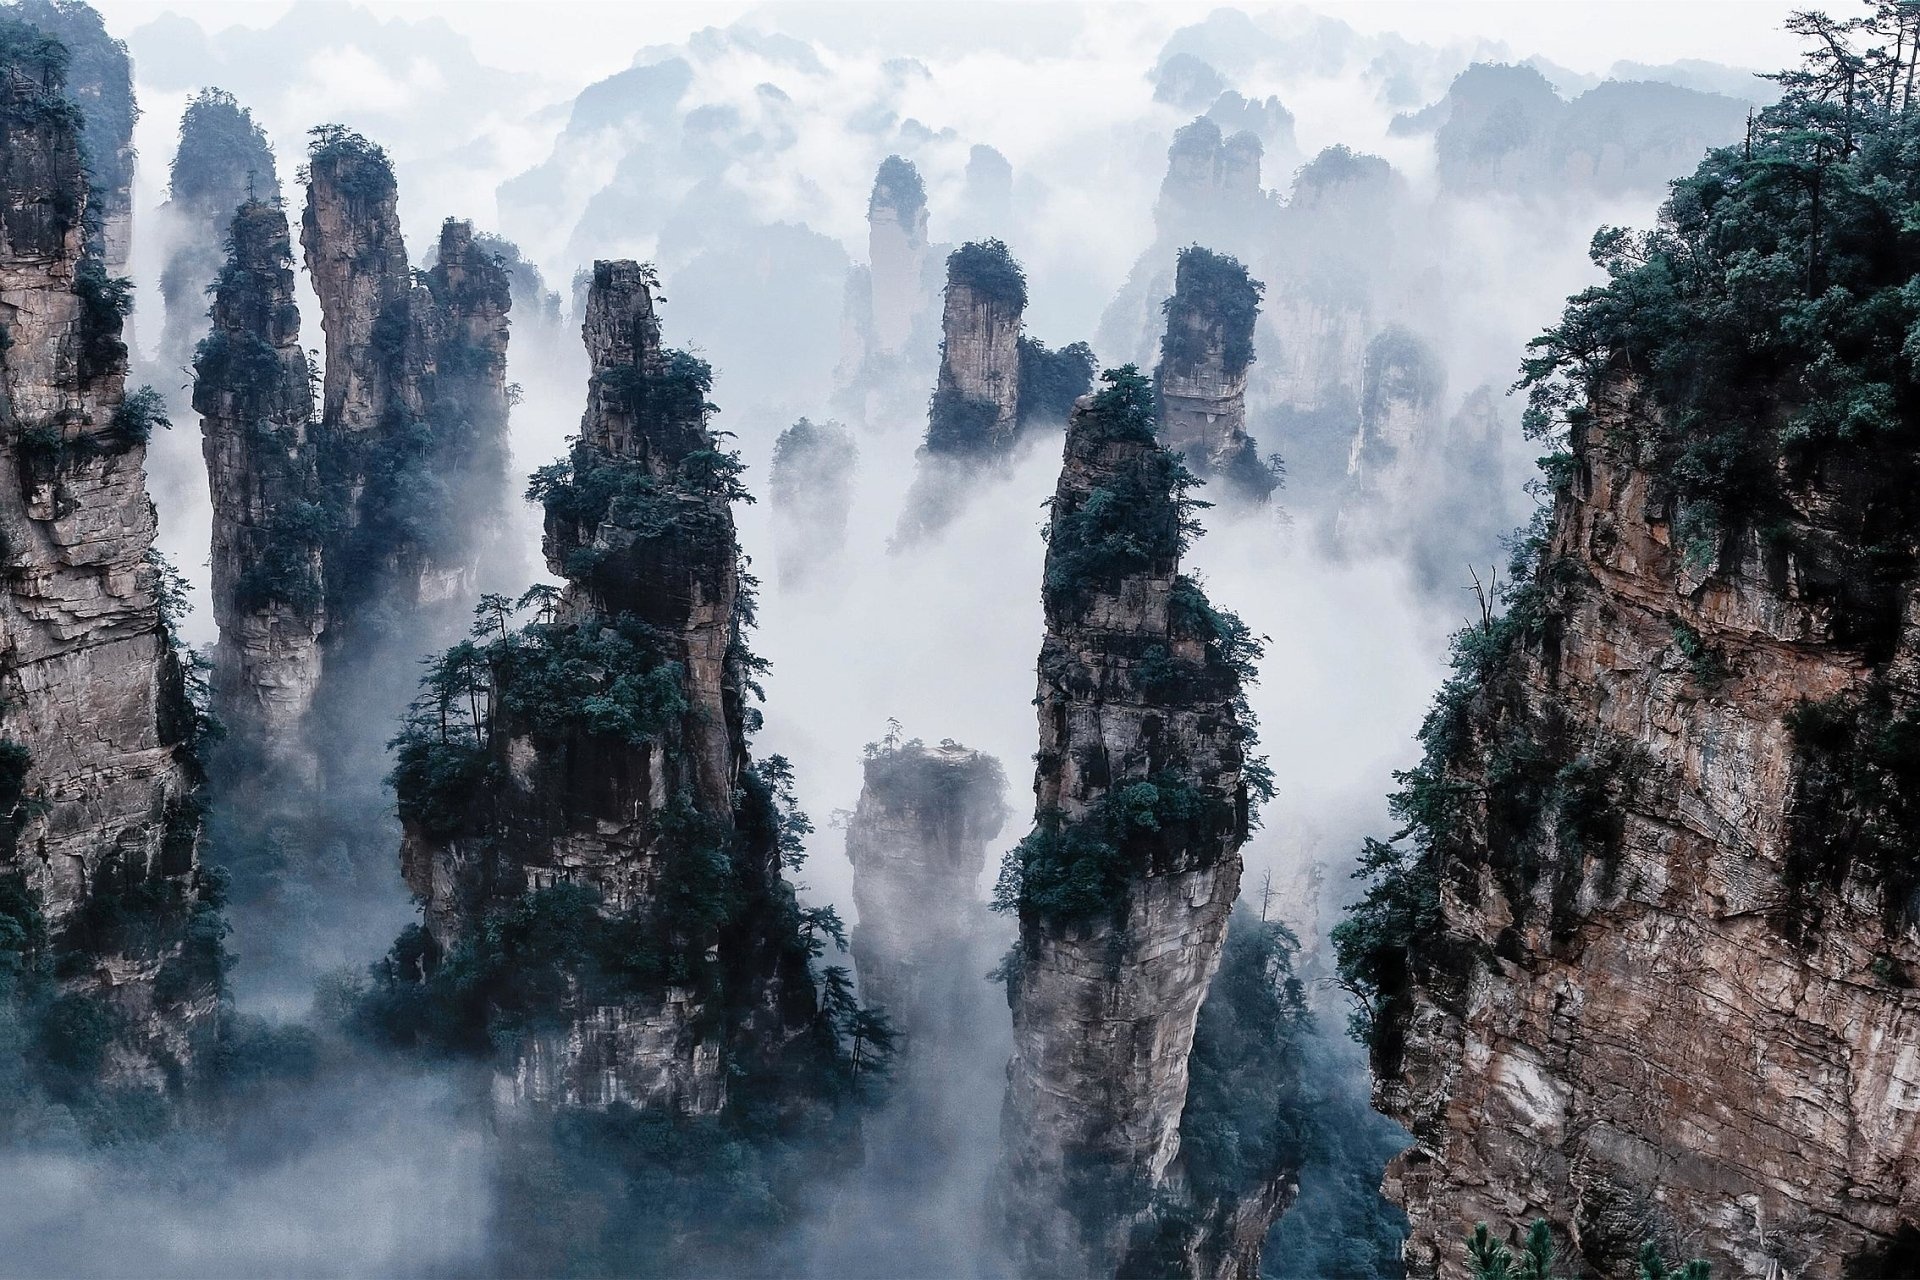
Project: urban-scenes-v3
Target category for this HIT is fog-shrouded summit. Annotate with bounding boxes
[994,366,1288,1275]
[159,88,278,378]
[847,734,1008,1040]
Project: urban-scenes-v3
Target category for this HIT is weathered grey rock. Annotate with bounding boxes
[1378,376,1920,1278]
[847,737,1007,1037]
[194,199,322,777]
[996,369,1272,1276]
[0,31,210,1086]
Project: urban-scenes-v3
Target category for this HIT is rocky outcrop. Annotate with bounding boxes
[995,367,1275,1275]
[928,239,1026,457]
[866,154,929,358]
[14,1,134,272]
[1359,370,1920,1278]
[1157,246,1275,501]
[896,240,1091,545]
[768,416,856,589]
[193,199,321,776]
[300,129,513,616]
[159,88,278,379]
[0,26,211,1086]
[395,261,815,1112]
[847,736,1007,1037]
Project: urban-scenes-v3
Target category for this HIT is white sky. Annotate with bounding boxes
[94,1,1811,100]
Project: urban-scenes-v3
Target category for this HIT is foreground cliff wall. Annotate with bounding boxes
[0,22,212,1092]
[1338,78,1920,1279]
[994,366,1283,1276]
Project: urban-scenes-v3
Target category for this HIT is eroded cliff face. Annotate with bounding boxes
[847,737,1007,1038]
[159,88,278,378]
[1376,379,1920,1278]
[1157,246,1274,502]
[996,369,1272,1276]
[0,32,212,1084]
[193,200,321,776]
[398,261,813,1112]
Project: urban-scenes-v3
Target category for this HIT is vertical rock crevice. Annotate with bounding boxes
[994,366,1280,1275]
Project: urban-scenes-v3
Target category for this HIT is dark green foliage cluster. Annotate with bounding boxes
[1016,336,1096,426]
[859,728,1010,828]
[0,862,216,1142]
[1160,246,1262,378]
[73,255,130,381]
[1041,366,1205,611]
[301,124,394,202]
[945,238,1028,312]
[1669,618,1730,690]
[992,774,1236,929]
[1466,1219,1563,1280]
[923,385,1002,457]
[390,595,690,842]
[1518,13,1920,653]
[1179,908,1311,1201]
[1262,1029,1410,1280]
[1782,683,1920,936]
[168,87,275,205]
[109,386,168,447]
[769,417,856,507]
[868,153,925,218]
[1462,1218,1709,1280]
[354,882,723,1052]
[13,0,134,210]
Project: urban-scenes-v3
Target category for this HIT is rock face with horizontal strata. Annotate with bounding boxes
[1375,374,1920,1278]
[1156,246,1274,501]
[0,31,211,1086]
